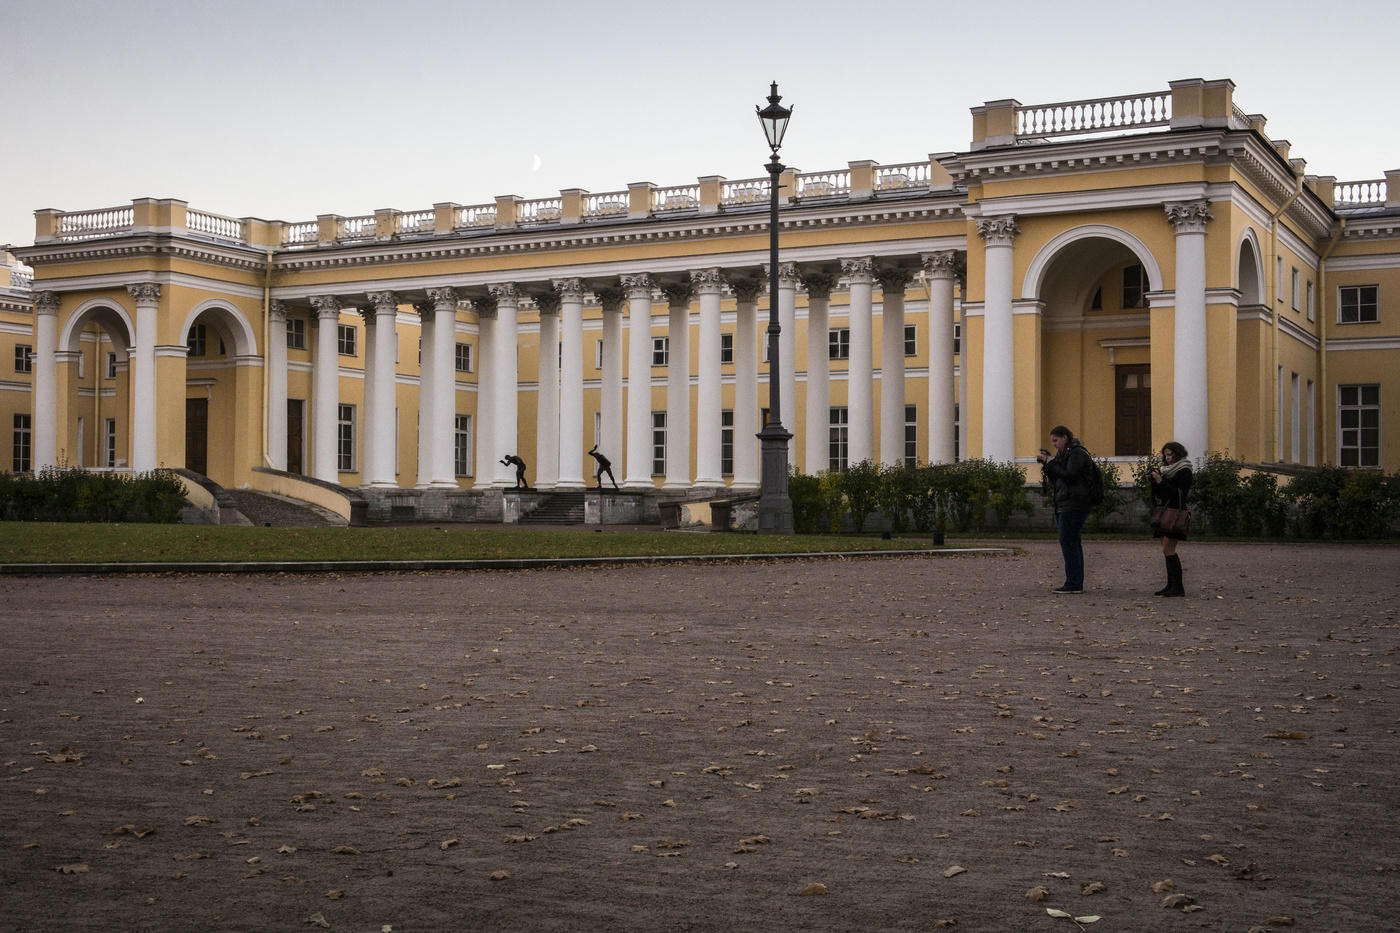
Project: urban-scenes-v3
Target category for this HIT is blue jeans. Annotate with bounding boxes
[1056,510,1088,589]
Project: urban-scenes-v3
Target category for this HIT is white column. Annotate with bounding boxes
[32,292,60,470]
[599,289,625,467]
[877,268,909,467]
[365,291,399,486]
[801,272,834,475]
[663,281,693,489]
[535,290,561,490]
[415,302,436,486]
[555,278,586,488]
[623,274,654,488]
[427,288,458,486]
[361,304,377,482]
[977,216,1018,462]
[842,257,875,466]
[310,295,341,482]
[693,269,724,486]
[266,301,288,471]
[731,278,761,489]
[1167,200,1212,459]
[125,283,161,473]
[474,306,495,487]
[488,284,519,487]
[778,262,799,462]
[922,252,958,464]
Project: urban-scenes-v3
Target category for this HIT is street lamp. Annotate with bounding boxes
[756,81,794,534]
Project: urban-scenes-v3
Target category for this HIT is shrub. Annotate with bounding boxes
[1236,471,1288,538]
[1190,454,1245,537]
[876,463,920,533]
[1285,466,1399,539]
[0,468,187,523]
[788,471,825,535]
[840,461,881,533]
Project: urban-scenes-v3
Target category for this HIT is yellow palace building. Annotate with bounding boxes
[3,77,1396,521]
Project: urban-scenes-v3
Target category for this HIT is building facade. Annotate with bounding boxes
[4,77,1397,514]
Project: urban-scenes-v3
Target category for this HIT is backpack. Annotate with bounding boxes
[1080,449,1105,507]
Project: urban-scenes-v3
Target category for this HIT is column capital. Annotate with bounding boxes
[269,300,288,322]
[921,250,960,280]
[689,267,725,295]
[367,291,399,315]
[799,271,837,301]
[774,261,800,287]
[594,285,626,312]
[875,266,911,293]
[661,281,694,308]
[840,256,875,283]
[127,282,162,306]
[728,277,764,305]
[976,215,1019,246]
[469,292,497,317]
[33,290,61,316]
[427,286,459,310]
[534,288,562,315]
[621,273,654,299]
[310,295,341,319]
[553,277,585,301]
[487,283,519,307]
[1165,199,1213,234]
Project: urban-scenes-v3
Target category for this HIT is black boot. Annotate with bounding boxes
[1163,554,1185,597]
[1154,555,1173,596]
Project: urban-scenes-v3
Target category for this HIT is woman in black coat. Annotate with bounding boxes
[1148,441,1192,597]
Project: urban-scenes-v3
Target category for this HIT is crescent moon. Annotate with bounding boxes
[531,153,542,172]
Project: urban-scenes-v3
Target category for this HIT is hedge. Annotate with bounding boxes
[0,468,187,523]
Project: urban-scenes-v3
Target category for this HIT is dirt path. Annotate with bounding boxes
[2,540,1397,932]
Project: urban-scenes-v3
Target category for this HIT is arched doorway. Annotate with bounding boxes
[179,301,260,484]
[58,301,134,468]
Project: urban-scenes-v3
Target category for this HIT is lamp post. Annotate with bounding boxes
[756,81,794,534]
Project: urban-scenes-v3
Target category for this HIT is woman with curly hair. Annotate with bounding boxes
[1148,441,1192,597]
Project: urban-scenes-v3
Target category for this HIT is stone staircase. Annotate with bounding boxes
[229,490,345,527]
[517,490,587,525]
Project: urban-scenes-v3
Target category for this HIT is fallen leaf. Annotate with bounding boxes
[55,863,89,874]
[800,882,828,895]
[332,845,361,855]
[943,865,966,878]
[1081,881,1106,896]
[1161,893,1195,909]
[1150,879,1175,893]
[326,890,343,899]
[489,870,510,881]
[440,839,458,850]
[307,914,330,929]
[1026,885,1049,902]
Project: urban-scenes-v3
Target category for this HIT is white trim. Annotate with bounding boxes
[179,298,260,357]
[1325,336,1400,351]
[1021,224,1164,299]
[1278,316,1320,351]
[0,321,33,336]
[970,181,1207,219]
[1324,253,1400,272]
[59,297,135,354]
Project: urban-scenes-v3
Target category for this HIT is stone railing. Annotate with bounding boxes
[282,221,318,247]
[57,206,135,240]
[797,169,849,199]
[518,197,563,225]
[186,208,245,241]
[398,209,435,235]
[722,177,770,207]
[583,191,629,220]
[652,184,699,213]
[9,269,32,290]
[1016,91,1171,141]
[337,214,377,242]
[455,204,498,230]
[875,161,929,191]
[1334,179,1387,208]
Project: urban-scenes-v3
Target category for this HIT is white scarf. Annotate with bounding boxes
[1160,458,1191,479]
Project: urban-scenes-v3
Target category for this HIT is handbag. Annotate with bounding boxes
[1150,505,1191,536]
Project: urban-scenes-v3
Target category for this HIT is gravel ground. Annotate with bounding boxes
[2,540,1398,933]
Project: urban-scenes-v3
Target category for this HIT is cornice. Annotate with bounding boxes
[1340,216,1400,242]
[14,235,269,274]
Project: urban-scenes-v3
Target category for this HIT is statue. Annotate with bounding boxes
[588,445,618,490]
[500,453,528,489]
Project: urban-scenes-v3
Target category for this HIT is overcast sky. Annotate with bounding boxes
[3,0,1396,251]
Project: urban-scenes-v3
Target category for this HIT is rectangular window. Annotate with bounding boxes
[721,409,734,476]
[455,342,472,373]
[829,406,849,472]
[77,352,84,379]
[454,414,472,477]
[1122,263,1148,309]
[1306,281,1315,322]
[337,404,356,472]
[1290,372,1301,463]
[651,411,666,475]
[337,323,357,357]
[953,320,961,356]
[186,324,206,357]
[1290,268,1300,311]
[595,339,604,370]
[904,404,918,466]
[106,352,117,380]
[903,324,917,357]
[953,403,961,461]
[1339,285,1378,324]
[829,328,850,360]
[1276,257,1284,303]
[652,337,668,366]
[12,413,31,473]
[720,333,734,365]
[286,317,307,350]
[593,411,602,448]
[1338,384,1380,467]
[1306,379,1316,466]
[103,418,116,468]
[14,344,32,374]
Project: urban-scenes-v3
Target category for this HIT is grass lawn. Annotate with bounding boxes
[0,523,952,564]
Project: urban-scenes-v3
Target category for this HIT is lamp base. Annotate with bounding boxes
[757,421,793,534]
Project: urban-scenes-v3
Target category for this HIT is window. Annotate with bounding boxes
[904,325,917,357]
[953,403,961,461]
[829,406,849,472]
[1290,372,1301,463]
[1276,257,1284,303]
[652,337,668,366]
[1122,263,1148,309]
[720,333,734,365]
[286,317,307,350]
[186,324,207,357]
[337,404,356,472]
[593,411,602,448]
[1339,285,1378,324]
[1307,380,1316,466]
[595,339,604,370]
[103,418,116,468]
[651,412,666,475]
[1089,287,1103,311]
[106,352,117,380]
[953,321,961,356]
[77,352,84,379]
[337,323,357,356]
[721,409,734,476]
[12,413,31,473]
[904,404,918,466]
[455,342,472,373]
[1338,384,1380,467]
[829,328,850,360]
[454,414,472,477]
[14,344,32,374]
[1306,281,1315,322]
[1291,268,1300,311]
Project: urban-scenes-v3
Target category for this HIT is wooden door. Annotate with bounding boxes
[185,398,208,475]
[287,399,305,474]
[1114,364,1151,456]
